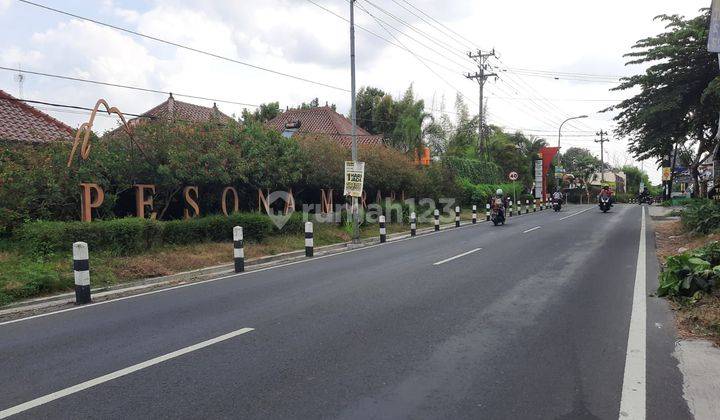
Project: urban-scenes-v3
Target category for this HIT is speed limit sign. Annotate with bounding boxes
[508,171,519,181]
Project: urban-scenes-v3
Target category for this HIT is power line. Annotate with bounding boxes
[0,96,151,118]
[0,66,260,108]
[354,0,478,107]
[18,0,348,92]
[361,0,475,68]
[305,0,462,75]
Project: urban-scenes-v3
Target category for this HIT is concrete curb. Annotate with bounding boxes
[0,207,544,318]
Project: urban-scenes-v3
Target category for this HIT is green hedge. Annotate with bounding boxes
[457,179,534,205]
[14,212,299,256]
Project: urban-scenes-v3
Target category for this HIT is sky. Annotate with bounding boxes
[0,0,711,183]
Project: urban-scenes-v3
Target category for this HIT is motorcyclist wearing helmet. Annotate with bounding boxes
[492,189,506,215]
[552,188,563,202]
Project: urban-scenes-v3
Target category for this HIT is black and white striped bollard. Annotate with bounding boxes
[540,199,544,210]
[509,202,513,217]
[233,226,244,273]
[533,199,537,212]
[486,203,491,221]
[525,200,529,214]
[73,241,91,305]
[305,222,314,257]
[472,205,477,224]
[434,209,440,231]
[517,201,521,216]
[455,206,460,227]
[410,212,417,237]
[379,215,387,243]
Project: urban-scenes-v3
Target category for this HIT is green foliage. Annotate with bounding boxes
[241,102,280,123]
[658,242,720,297]
[681,199,720,234]
[442,156,502,184]
[0,258,72,306]
[456,179,533,205]
[610,10,720,191]
[14,213,285,257]
[621,165,652,195]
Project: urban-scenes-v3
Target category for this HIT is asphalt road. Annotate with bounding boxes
[0,204,691,419]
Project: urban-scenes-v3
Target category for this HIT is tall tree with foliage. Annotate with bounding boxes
[609,9,720,195]
[241,102,280,124]
[355,86,387,134]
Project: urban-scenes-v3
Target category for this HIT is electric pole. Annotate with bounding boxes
[349,0,360,243]
[595,130,609,183]
[466,49,497,160]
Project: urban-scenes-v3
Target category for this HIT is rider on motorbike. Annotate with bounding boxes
[598,185,614,206]
[552,189,563,202]
[492,189,506,216]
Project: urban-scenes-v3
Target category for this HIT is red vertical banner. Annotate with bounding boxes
[540,147,560,199]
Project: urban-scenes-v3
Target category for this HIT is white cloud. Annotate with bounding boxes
[0,0,710,182]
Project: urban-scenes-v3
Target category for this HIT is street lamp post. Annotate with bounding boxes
[556,115,588,199]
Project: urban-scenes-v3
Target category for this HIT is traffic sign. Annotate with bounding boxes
[508,171,519,181]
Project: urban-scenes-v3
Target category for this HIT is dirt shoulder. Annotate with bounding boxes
[654,218,720,346]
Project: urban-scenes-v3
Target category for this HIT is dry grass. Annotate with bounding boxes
[106,222,410,282]
[654,219,718,262]
[674,291,720,346]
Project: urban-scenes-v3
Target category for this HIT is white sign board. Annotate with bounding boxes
[710,0,720,52]
[508,171,519,181]
[344,161,365,197]
[534,159,543,199]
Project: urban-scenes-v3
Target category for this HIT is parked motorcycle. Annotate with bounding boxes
[599,195,611,213]
[638,195,653,205]
[552,199,562,212]
[490,206,506,226]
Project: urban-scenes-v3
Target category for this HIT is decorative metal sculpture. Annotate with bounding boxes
[67,99,134,168]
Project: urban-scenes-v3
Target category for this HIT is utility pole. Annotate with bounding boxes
[466,49,497,160]
[349,0,360,243]
[595,130,609,183]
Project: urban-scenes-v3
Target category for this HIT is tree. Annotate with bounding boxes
[621,165,652,195]
[609,9,720,195]
[241,102,280,124]
[355,86,387,134]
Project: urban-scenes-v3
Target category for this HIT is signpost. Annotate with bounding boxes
[343,161,365,198]
[509,171,518,208]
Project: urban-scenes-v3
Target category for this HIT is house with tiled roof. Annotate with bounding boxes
[265,106,383,147]
[0,90,74,144]
[120,93,234,131]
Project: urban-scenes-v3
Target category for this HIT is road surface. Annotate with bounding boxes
[0,204,690,419]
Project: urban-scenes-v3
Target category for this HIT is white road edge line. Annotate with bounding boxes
[559,206,593,221]
[618,206,646,419]
[523,226,541,233]
[433,248,482,266]
[0,327,255,419]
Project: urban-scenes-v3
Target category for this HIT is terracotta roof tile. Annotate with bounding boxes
[138,94,234,124]
[265,106,383,146]
[0,90,74,144]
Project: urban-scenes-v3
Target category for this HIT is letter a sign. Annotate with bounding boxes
[344,161,365,197]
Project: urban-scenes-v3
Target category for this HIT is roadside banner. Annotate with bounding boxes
[344,161,365,197]
[533,159,543,198]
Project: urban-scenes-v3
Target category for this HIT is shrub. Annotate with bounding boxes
[658,242,720,297]
[681,199,720,234]
[14,212,289,256]
[16,218,159,257]
[442,157,502,184]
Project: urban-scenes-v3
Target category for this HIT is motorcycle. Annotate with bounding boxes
[638,195,653,205]
[599,195,611,213]
[490,205,506,226]
[552,198,562,212]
